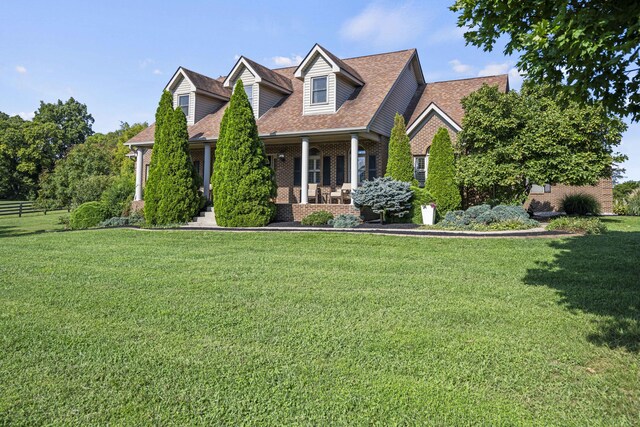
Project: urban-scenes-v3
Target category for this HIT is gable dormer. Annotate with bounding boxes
[294,44,365,115]
[165,67,230,125]
[223,57,292,119]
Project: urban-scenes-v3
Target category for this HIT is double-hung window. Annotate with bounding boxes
[178,95,189,116]
[244,85,253,109]
[308,148,321,183]
[311,76,327,104]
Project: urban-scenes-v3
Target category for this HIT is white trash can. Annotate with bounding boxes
[421,204,436,225]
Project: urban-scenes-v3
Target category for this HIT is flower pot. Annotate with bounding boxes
[421,204,436,225]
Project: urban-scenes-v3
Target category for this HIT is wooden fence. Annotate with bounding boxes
[0,201,65,217]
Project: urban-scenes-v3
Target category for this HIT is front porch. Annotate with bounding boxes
[132,132,387,222]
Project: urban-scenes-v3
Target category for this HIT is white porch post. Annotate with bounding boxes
[134,147,145,201]
[301,136,309,204]
[350,134,359,205]
[203,142,212,201]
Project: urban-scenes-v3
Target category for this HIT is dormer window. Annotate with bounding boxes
[178,95,189,116]
[311,76,328,104]
[244,85,253,108]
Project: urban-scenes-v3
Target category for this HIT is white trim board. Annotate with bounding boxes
[406,103,462,136]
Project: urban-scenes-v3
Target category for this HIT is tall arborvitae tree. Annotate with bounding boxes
[385,113,416,184]
[426,128,461,215]
[144,91,201,225]
[212,80,276,227]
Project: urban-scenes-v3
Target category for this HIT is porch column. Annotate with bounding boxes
[203,142,212,201]
[301,136,309,204]
[134,147,145,201]
[350,134,359,205]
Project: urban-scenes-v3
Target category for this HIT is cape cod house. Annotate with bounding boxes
[126,44,613,221]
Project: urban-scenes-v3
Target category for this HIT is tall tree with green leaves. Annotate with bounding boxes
[33,97,94,156]
[385,113,416,184]
[456,84,626,203]
[426,128,461,215]
[451,0,640,121]
[213,80,276,227]
[144,91,201,225]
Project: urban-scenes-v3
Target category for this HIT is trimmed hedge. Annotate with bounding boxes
[70,201,107,229]
[301,211,334,226]
[426,128,461,215]
[560,193,601,216]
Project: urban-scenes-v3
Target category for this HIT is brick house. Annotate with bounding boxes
[126,44,613,221]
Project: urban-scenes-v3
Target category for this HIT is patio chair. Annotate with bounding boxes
[329,183,351,204]
[308,183,320,203]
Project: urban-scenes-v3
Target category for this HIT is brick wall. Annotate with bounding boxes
[409,114,457,155]
[525,179,614,214]
[275,203,360,222]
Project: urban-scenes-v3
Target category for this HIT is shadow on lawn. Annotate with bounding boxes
[0,225,48,238]
[525,231,640,352]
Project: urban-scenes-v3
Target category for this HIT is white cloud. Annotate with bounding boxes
[15,65,27,74]
[478,62,511,76]
[17,111,35,120]
[272,55,303,67]
[449,59,473,74]
[508,67,524,89]
[152,69,162,75]
[340,2,427,48]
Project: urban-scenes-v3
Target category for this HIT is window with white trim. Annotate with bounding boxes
[414,148,430,187]
[308,148,321,184]
[178,95,189,116]
[347,146,367,184]
[311,76,327,104]
[244,85,253,108]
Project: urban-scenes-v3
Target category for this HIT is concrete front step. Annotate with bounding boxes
[187,207,216,227]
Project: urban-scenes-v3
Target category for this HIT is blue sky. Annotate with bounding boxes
[1,0,638,179]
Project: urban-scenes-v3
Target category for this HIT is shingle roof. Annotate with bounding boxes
[128,49,416,144]
[405,74,509,128]
[315,44,364,84]
[241,57,293,93]
[181,67,231,99]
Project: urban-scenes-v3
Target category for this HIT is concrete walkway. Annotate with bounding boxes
[173,224,572,238]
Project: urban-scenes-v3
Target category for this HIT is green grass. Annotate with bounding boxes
[0,216,638,425]
[0,209,67,237]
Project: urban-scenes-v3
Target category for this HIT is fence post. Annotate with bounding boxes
[18,203,23,218]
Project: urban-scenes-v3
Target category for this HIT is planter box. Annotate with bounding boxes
[421,204,436,225]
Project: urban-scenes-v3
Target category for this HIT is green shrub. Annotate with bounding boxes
[71,175,112,207]
[439,204,538,230]
[99,217,130,227]
[560,193,601,215]
[329,214,360,228]
[385,113,416,184]
[409,186,434,224]
[426,128,461,215]
[301,211,334,226]
[100,175,135,218]
[547,217,607,234]
[212,80,276,227]
[628,193,640,216]
[69,201,107,229]
[352,177,413,223]
[144,91,202,225]
[613,200,629,215]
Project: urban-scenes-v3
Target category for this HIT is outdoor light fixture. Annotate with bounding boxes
[278,152,286,161]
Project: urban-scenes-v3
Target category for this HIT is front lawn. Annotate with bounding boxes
[0,217,638,424]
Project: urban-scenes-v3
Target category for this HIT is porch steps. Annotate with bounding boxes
[186,206,217,227]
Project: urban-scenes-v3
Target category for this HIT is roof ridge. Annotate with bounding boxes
[426,74,508,84]
[269,48,416,71]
